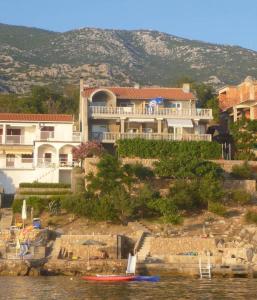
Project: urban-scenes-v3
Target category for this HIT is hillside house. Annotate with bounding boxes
[218,76,257,122]
[79,80,213,144]
[0,113,81,193]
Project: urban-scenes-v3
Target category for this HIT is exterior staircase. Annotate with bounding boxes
[136,235,153,262]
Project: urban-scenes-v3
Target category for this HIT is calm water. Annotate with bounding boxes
[1,276,257,300]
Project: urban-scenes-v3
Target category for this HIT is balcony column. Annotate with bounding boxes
[250,106,255,120]
[120,118,125,134]
[157,119,162,134]
[55,147,60,166]
[2,124,6,144]
[33,146,38,168]
[233,107,238,122]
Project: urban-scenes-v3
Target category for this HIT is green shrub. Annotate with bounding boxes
[124,163,154,180]
[231,162,254,179]
[208,201,226,216]
[148,197,183,225]
[12,197,50,216]
[245,210,257,224]
[230,190,251,205]
[169,180,200,210]
[154,155,222,179]
[19,182,71,188]
[117,139,221,159]
[18,190,72,195]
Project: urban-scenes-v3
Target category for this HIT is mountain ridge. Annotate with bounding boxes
[0,23,257,93]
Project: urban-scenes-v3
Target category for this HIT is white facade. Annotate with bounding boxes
[0,114,81,193]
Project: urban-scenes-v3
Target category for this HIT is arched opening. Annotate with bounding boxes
[90,89,116,106]
[37,144,57,167]
[59,144,75,167]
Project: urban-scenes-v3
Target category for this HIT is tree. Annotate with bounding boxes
[72,141,103,167]
[230,119,256,160]
[86,154,134,196]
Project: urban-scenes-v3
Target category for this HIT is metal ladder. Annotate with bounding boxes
[199,255,211,279]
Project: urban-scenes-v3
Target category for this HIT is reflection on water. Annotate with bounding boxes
[0,276,257,300]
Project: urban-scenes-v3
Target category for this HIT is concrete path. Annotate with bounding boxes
[0,208,13,230]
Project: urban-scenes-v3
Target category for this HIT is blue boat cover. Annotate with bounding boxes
[134,276,160,282]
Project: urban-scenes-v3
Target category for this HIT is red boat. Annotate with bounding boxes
[82,275,135,282]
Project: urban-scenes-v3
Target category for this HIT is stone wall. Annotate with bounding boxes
[52,234,120,260]
[211,159,257,173]
[223,180,256,194]
[85,157,257,175]
[149,237,217,257]
[84,158,256,194]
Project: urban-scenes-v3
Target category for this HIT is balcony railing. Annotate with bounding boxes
[0,157,33,169]
[89,106,213,119]
[6,135,25,144]
[98,132,212,143]
[40,131,54,140]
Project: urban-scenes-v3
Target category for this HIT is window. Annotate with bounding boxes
[166,102,181,109]
[40,126,54,139]
[7,128,21,135]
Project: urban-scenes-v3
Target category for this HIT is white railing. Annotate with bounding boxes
[0,157,33,169]
[90,106,213,119]
[100,132,212,142]
[37,158,77,168]
[6,135,25,144]
[37,158,57,168]
[59,159,78,168]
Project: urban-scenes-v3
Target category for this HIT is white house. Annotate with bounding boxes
[0,113,81,193]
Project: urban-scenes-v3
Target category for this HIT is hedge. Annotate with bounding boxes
[18,190,72,195]
[19,182,71,188]
[117,139,222,159]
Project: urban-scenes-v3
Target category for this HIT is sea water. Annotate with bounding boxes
[0,276,257,299]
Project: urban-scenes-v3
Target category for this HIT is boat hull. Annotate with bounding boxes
[82,275,135,282]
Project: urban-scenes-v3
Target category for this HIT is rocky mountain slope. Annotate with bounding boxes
[1,23,257,93]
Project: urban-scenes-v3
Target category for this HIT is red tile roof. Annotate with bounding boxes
[0,113,73,122]
[83,87,196,101]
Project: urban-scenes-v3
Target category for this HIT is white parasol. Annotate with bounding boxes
[21,199,27,228]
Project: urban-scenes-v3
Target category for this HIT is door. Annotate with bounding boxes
[44,153,52,164]
[91,124,108,140]
[59,154,68,166]
[40,126,54,140]
[6,154,15,168]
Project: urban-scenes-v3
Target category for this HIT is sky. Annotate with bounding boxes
[1,0,257,50]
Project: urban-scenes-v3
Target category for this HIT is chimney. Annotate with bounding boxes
[134,83,140,89]
[182,83,190,93]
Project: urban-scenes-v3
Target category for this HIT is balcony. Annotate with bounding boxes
[98,132,212,143]
[6,135,25,144]
[40,131,54,140]
[89,106,213,120]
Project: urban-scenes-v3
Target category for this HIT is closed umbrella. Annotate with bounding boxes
[21,199,27,228]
